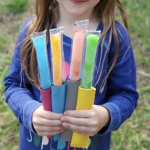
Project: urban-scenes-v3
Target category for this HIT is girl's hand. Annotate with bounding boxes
[61,105,110,136]
[32,105,64,136]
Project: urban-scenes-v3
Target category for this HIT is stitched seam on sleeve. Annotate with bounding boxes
[107,102,121,128]
[23,101,33,126]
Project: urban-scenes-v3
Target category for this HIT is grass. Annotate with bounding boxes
[0,54,20,150]
[122,0,150,50]
[110,93,150,150]
[0,0,150,149]
[0,0,29,14]
[0,0,27,149]
[110,1,150,149]
[0,35,9,51]
[120,0,150,68]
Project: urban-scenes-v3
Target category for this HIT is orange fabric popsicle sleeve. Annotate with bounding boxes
[70,29,85,81]
[51,34,62,86]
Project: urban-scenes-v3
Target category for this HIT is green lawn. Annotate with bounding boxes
[0,0,150,149]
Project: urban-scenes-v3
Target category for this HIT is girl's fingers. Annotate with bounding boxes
[63,122,89,134]
[33,117,62,126]
[64,109,92,118]
[34,125,64,132]
[40,111,63,120]
[61,116,90,126]
[34,105,63,120]
[71,129,91,136]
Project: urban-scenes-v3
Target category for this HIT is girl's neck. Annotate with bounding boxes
[55,5,100,38]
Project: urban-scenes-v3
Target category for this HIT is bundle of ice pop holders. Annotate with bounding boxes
[31,19,101,148]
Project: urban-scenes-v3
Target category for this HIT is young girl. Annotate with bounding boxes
[4,0,139,150]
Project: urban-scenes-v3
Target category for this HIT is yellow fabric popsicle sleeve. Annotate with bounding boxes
[71,87,96,148]
[51,34,62,86]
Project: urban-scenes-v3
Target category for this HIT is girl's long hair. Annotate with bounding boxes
[20,0,128,91]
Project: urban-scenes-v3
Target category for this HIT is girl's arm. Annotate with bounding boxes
[5,19,64,136]
[98,22,139,135]
[4,18,42,133]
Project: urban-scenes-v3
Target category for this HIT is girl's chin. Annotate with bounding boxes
[67,8,87,16]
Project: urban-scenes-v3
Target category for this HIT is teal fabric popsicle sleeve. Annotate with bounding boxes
[51,83,67,141]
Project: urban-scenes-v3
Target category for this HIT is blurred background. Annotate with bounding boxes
[0,0,150,149]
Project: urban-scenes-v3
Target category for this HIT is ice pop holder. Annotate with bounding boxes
[40,88,53,139]
[61,79,82,141]
[51,83,67,141]
[70,86,96,148]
